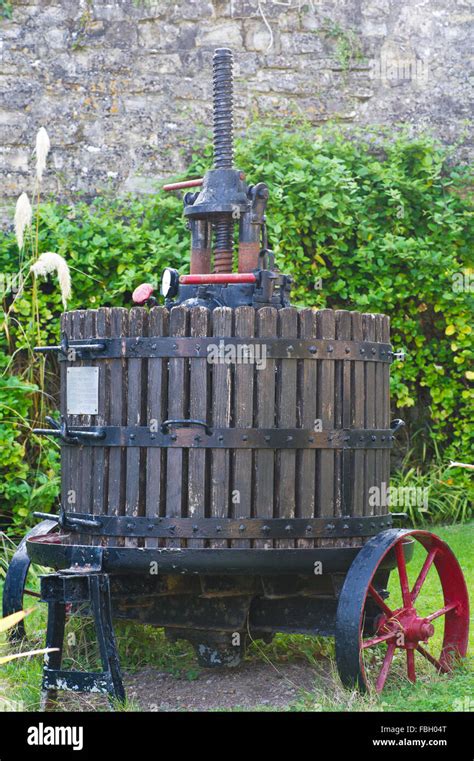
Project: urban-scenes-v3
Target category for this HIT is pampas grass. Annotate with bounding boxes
[34,127,50,183]
[14,192,32,251]
[30,252,71,309]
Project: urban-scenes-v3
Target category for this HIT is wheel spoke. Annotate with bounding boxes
[416,644,447,673]
[368,584,393,617]
[406,649,416,683]
[426,602,458,622]
[411,548,437,603]
[395,541,412,608]
[375,642,396,692]
[362,631,397,649]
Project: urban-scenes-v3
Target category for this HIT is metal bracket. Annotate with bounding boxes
[48,336,393,362]
[59,512,393,540]
[37,425,395,449]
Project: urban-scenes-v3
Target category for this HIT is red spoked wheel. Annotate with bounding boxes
[335,529,469,693]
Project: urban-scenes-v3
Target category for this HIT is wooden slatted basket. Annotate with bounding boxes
[60,303,391,551]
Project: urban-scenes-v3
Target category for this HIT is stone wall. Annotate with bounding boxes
[0,0,472,220]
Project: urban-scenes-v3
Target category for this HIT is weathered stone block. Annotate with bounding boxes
[196,20,244,47]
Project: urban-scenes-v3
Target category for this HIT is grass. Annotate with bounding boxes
[0,523,472,712]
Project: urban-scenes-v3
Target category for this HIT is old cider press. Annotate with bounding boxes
[4,49,469,703]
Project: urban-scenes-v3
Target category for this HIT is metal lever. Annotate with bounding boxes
[33,415,105,444]
[163,178,204,192]
[33,510,102,529]
[34,331,106,358]
[160,419,213,436]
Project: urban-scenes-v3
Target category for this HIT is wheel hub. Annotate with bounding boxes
[378,607,436,646]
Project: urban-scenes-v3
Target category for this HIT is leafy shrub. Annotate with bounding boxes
[0,125,472,529]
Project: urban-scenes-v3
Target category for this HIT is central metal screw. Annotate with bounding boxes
[213,48,235,272]
[213,48,234,170]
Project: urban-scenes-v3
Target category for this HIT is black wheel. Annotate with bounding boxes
[335,529,469,693]
[2,520,57,641]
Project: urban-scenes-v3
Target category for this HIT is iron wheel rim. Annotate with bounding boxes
[335,529,469,693]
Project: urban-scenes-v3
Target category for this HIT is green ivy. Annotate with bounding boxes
[0,126,472,528]
[0,1,12,20]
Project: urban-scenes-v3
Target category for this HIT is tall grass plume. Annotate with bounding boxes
[14,193,32,251]
[30,252,71,309]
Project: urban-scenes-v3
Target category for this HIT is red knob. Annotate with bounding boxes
[132,283,155,305]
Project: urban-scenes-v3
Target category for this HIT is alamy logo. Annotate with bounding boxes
[27,722,83,752]
[207,339,267,369]
[368,482,429,510]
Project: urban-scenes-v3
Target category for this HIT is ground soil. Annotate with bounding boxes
[125,660,320,711]
[58,659,327,712]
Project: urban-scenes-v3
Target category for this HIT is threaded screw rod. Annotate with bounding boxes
[212,48,235,271]
[213,48,234,169]
[213,216,234,272]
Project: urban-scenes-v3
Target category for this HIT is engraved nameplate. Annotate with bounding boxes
[67,367,99,415]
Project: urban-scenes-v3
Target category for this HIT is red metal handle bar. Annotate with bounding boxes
[163,178,204,191]
[180,273,257,285]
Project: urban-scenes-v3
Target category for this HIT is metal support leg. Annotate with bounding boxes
[40,572,125,708]
[90,575,126,704]
[40,600,66,711]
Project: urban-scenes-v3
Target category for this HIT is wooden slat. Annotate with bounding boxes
[165,305,189,548]
[125,307,147,547]
[146,306,169,549]
[254,307,277,548]
[107,308,128,547]
[375,315,385,516]
[232,306,255,548]
[275,307,298,548]
[90,308,110,545]
[188,306,210,549]
[296,308,317,547]
[362,313,376,517]
[69,311,84,518]
[335,310,352,518]
[381,314,391,516]
[351,311,365,517]
[316,309,335,517]
[80,310,95,518]
[60,312,70,526]
[67,311,86,542]
[210,307,233,549]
